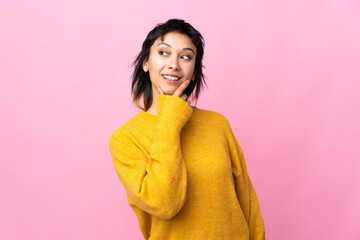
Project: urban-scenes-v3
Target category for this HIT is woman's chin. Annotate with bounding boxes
[161,87,176,95]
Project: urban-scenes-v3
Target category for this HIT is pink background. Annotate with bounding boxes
[1,0,359,239]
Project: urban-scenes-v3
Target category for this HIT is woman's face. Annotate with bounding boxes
[143,32,197,96]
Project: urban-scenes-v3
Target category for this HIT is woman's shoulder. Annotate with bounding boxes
[194,107,230,127]
[109,111,150,139]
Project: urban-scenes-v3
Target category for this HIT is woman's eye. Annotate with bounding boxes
[181,55,191,60]
[159,51,168,56]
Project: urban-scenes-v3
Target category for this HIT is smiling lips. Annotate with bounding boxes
[162,74,181,81]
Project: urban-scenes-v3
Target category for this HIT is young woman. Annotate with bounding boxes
[109,19,266,240]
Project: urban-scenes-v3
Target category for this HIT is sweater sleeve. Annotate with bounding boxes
[224,118,266,240]
[109,94,193,220]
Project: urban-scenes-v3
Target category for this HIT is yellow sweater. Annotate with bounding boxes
[109,94,266,240]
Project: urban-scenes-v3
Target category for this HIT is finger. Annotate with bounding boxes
[180,93,187,101]
[157,88,164,95]
[173,80,190,97]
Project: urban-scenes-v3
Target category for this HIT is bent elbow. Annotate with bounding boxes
[154,205,183,220]
[151,192,187,220]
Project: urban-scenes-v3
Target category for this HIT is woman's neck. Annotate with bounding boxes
[146,87,195,115]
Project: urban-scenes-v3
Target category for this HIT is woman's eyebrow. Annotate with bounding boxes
[156,42,195,54]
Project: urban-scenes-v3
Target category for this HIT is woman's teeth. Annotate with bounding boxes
[163,75,180,81]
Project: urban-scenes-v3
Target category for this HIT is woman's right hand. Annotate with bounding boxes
[157,80,191,105]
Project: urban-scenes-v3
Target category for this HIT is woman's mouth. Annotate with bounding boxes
[162,74,181,83]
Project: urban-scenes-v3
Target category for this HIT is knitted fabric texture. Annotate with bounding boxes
[109,94,266,240]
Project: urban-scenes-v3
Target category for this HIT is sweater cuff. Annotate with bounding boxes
[157,94,193,130]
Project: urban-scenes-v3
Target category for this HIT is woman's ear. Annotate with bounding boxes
[143,61,148,72]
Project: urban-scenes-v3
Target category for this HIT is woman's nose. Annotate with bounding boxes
[168,57,180,71]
